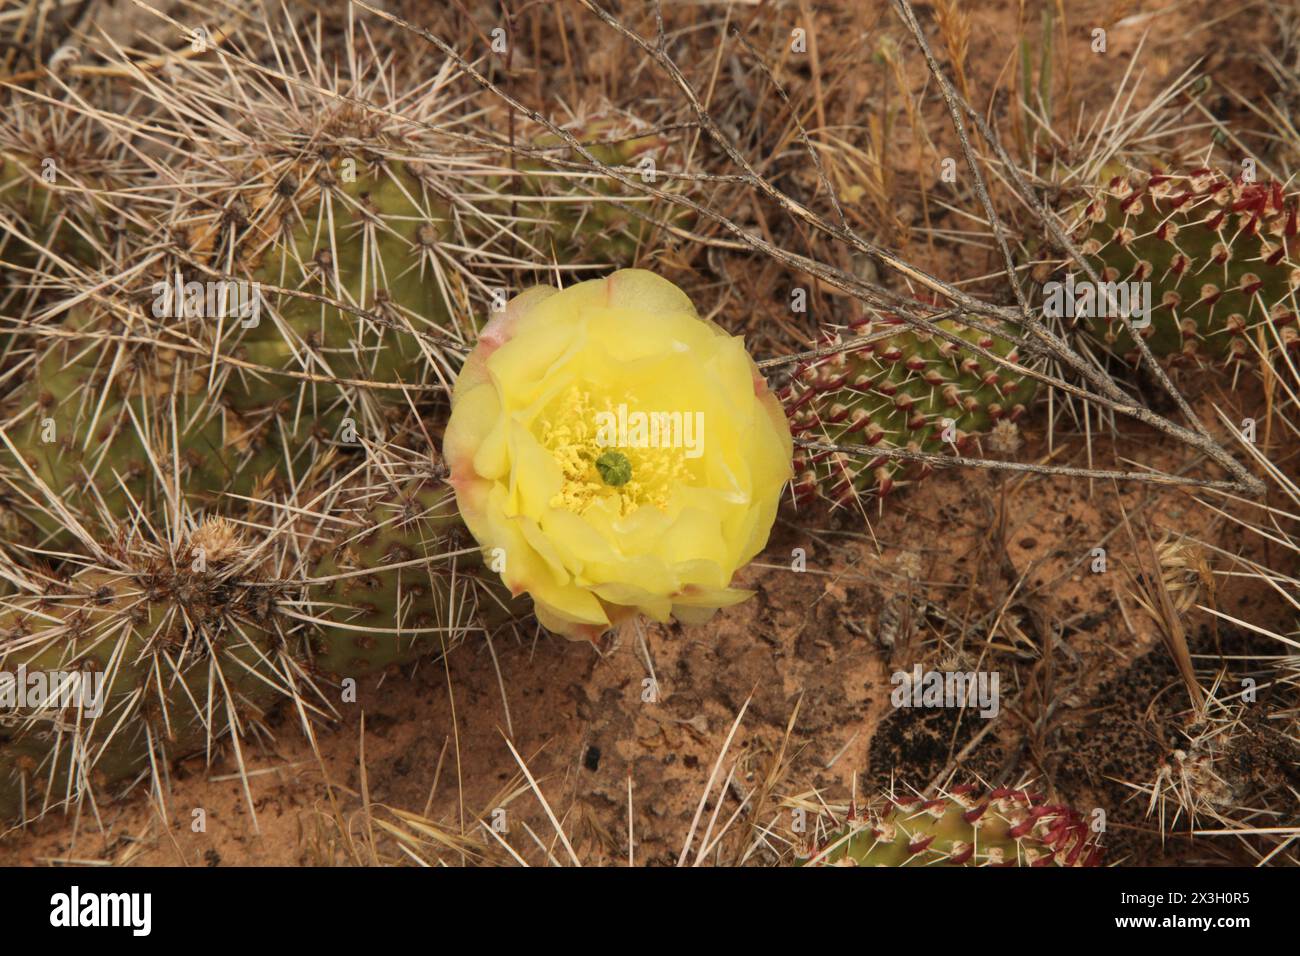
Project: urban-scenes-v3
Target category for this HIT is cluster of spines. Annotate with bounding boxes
[803,784,1103,867]
[0,519,304,823]
[510,110,685,266]
[1071,165,1300,362]
[782,314,1034,508]
[0,31,544,822]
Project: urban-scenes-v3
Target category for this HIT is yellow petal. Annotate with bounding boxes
[445,383,501,480]
[456,286,558,398]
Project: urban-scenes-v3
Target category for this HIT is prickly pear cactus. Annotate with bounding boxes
[181,153,466,418]
[783,315,1036,507]
[0,151,470,541]
[0,461,512,821]
[512,111,685,265]
[0,32,680,825]
[1071,165,1299,362]
[306,480,522,677]
[802,785,1104,867]
[0,519,298,822]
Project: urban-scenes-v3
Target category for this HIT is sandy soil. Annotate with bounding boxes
[1,0,1294,866]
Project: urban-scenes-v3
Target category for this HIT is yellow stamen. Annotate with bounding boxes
[535,386,690,516]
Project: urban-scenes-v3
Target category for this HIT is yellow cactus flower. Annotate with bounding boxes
[443,270,793,642]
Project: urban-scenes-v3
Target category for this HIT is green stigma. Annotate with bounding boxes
[596,450,633,487]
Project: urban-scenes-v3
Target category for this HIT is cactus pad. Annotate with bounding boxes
[803,785,1104,867]
[783,315,1036,508]
[1070,165,1299,363]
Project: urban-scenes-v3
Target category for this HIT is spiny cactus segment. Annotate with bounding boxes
[1071,164,1300,363]
[782,314,1036,508]
[0,519,305,823]
[802,784,1104,867]
[510,111,685,266]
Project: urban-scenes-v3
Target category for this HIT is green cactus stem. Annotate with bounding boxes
[509,112,686,266]
[1070,164,1299,363]
[802,785,1104,867]
[0,521,299,822]
[782,314,1036,508]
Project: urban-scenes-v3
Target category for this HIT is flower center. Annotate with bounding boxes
[595,451,632,486]
[535,386,691,517]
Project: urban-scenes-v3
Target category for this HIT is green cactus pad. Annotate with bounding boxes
[305,481,524,678]
[783,315,1036,508]
[802,785,1103,867]
[0,526,296,822]
[510,112,686,266]
[1070,165,1299,362]
[0,302,288,545]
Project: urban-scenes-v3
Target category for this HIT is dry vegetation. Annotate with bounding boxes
[0,0,1295,867]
